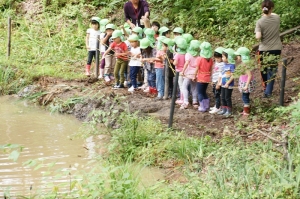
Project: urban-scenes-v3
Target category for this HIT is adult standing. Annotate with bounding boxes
[255,0,282,98]
[124,0,150,29]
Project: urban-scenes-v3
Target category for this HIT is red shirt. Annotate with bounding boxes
[110,42,128,61]
[196,57,213,83]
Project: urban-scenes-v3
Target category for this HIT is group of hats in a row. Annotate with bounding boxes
[91,17,251,64]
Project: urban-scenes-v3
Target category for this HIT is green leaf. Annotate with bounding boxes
[9,150,20,162]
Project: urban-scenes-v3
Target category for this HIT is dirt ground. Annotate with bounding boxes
[17,41,300,141]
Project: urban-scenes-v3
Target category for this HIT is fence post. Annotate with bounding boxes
[95,35,100,78]
[279,58,287,106]
[168,72,179,128]
[7,17,11,58]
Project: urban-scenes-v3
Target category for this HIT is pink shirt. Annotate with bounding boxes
[155,50,165,69]
[196,57,213,83]
[174,53,185,72]
[184,53,198,79]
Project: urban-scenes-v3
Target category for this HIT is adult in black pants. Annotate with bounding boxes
[255,0,282,98]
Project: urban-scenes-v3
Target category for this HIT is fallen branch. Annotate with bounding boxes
[255,129,285,144]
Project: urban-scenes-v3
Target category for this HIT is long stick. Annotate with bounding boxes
[7,17,11,58]
[279,58,287,106]
[95,35,100,77]
[168,72,179,128]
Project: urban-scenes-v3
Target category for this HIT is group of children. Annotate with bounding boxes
[85,17,256,117]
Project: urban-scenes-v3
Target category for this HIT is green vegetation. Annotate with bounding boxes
[1,0,300,198]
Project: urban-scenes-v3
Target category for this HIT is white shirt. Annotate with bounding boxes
[86,28,101,51]
[100,32,106,52]
[129,47,142,67]
[212,61,224,83]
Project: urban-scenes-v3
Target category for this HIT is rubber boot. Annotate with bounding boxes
[203,98,210,111]
[243,105,250,116]
[152,87,158,94]
[149,87,153,94]
[85,65,91,76]
[198,101,206,112]
[98,68,104,79]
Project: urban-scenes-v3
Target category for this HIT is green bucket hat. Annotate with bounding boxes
[173,27,184,34]
[144,28,155,36]
[175,37,187,54]
[162,37,175,52]
[158,26,169,36]
[123,22,130,29]
[235,47,251,63]
[128,34,140,42]
[182,33,194,44]
[144,28,155,43]
[223,48,236,64]
[105,23,116,30]
[214,47,225,55]
[91,17,101,24]
[132,27,143,35]
[140,38,152,49]
[200,42,213,59]
[100,19,109,32]
[187,40,201,56]
[111,30,123,39]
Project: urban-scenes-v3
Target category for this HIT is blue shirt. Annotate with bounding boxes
[221,63,235,88]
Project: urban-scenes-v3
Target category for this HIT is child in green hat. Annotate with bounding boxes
[102,30,128,89]
[173,37,187,105]
[209,47,225,114]
[235,47,255,116]
[101,23,116,82]
[99,19,110,79]
[196,42,214,112]
[127,35,142,92]
[85,17,101,76]
[173,27,184,38]
[180,40,201,109]
[217,48,236,117]
[140,38,157,94]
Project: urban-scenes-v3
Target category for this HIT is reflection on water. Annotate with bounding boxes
[0,96,87,196]
[0,96,165,197]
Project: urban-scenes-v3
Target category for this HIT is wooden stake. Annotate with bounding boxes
[7,17,11,58]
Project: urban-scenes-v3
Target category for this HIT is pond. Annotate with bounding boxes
[0,96,88,196]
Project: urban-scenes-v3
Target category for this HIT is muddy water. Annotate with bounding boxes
[0,96,165,197]
[0,96,88,196]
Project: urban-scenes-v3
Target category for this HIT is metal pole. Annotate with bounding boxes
[279,58,287,106]
[7,17,11,58]
[168,72,179,128]
[95,35,100,77]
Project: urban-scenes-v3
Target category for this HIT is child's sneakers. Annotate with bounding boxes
[175,99,183,105]
[217,106,227,115]
[113,84,124,89]
[109,74,115,80]
[223,107,232,117]
[209,107,221,114]
[128,86,135,92]
[180,103,189,109]
[104,75,110,82]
